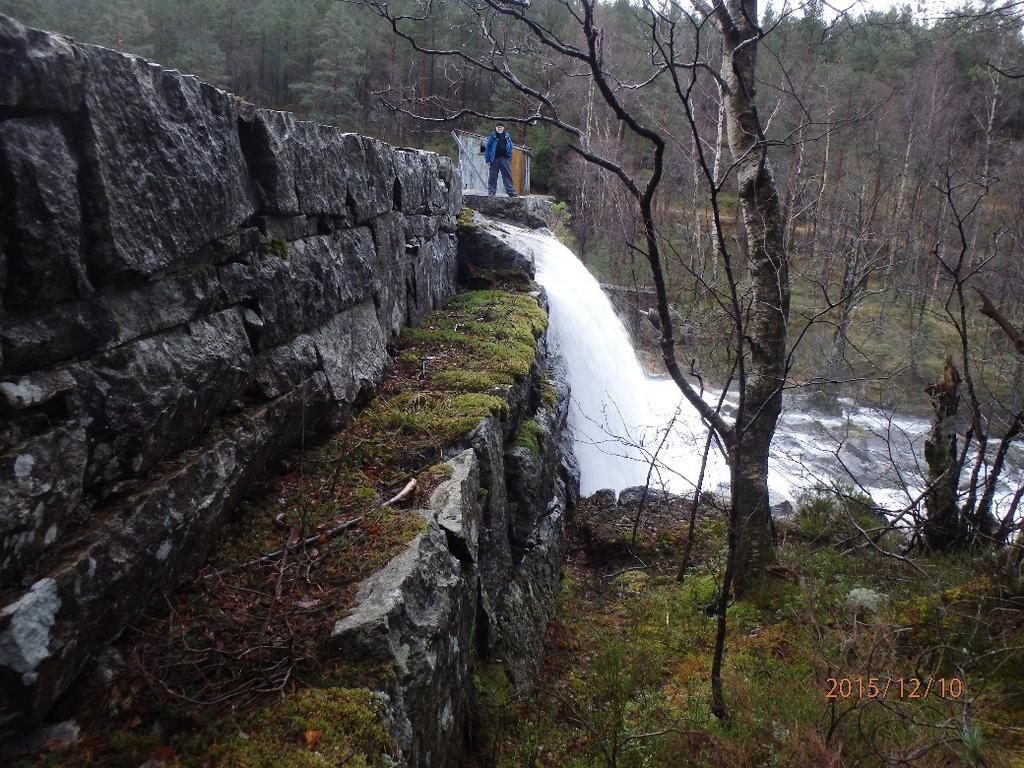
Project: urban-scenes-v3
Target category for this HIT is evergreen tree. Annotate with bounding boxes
[294,4,368,129]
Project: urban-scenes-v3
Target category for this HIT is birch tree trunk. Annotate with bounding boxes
[714,0,790,595]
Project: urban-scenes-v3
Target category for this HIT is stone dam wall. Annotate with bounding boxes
[0,15,463,725]
[334,326,579,767]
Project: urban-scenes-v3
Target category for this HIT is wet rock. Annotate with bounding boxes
[1,269,223,374]
[507,407,560,558]
[463,194,556,230]
[0,718,80,758]
[0,117,90,308]
[469,417,513,636]
[80,48,256,280]
[241,110,398,224]
[770,500,794,518]
[406,234,459,326]
[0,14,462,733]
[331,520,475,768]
[430,450,483,564]
[71,309,255,485]
[368,212,408,335]
[313,301,388,407]
[456,210,536,285]
[395,149,453,217]
[0,16,83,112]
[249,335,320,401]
[404,214,440,242]
[617,485,678,508]
[220,232,375,348]
[240,109,350,217]
[493,481,567,685]
[590,488,617,508]
[0,423,87,581]
[0,375,330,724]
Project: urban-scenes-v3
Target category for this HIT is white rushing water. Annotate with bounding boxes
[503,223,1024,516]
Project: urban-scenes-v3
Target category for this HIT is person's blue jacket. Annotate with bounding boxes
[484,131,513,163]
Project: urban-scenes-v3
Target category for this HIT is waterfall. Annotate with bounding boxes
[504,225,682,495]
[500,223,1024,514]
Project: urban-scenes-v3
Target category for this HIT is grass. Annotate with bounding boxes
[475,491,1024,768]
[28,289,549,767]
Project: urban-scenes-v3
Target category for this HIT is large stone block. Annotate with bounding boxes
[406,233,458,326]
[249,335,321,401]
[462,193,556,230]
[468,416,512,637]
[331,520,475,768]
[0,423,87,582]
[0,374,330,725]
[240,109,404,224]
[493,483,567,685]
[430,450,483,564]
[313,301,388,407]
[240,109,350,217]
[0,15,84,112]
[395,150,460,219]
[343,134,399,224]
[1,269,222,375]
[506,405,561,559]
[0,117,90,309]
[79,46,256,279]
[219,232,376,349]
[457,210,536,285]
[70,308,255,486]
[368,213,408,336]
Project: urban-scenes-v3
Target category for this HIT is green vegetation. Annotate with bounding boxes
[258,238,289,259]
[793,483,888,545]
[202,687,393,768]
[476,493,1024,768]
[35,289,548,767]
[33,687,394,768]
[514,418,546,460]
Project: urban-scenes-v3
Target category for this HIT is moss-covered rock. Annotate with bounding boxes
[40,286,562,768]
[205,687,393,768]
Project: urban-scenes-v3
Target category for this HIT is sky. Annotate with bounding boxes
[779,0,972,21]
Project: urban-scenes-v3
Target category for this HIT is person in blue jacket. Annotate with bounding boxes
[484,123,517,197]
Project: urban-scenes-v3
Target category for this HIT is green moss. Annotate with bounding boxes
[456,206,477,229]
[259,238,289,259]
[431,369,510,391]
[204,687,393,768]
[55,287,551,768]
[353,486,378,502]
[368,391,509,445]
[540,377,558,409]
[515,418,546,459]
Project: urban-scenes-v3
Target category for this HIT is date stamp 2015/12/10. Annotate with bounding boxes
[825,677,964,700]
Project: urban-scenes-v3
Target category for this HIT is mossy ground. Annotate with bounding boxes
[29,290,547,767]
[476,493,1024,768]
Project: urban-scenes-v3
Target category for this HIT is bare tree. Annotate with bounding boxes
[354,0,801,719]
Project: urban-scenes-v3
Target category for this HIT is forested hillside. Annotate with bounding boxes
[4,0,1023,413]
[2,2,1023,767]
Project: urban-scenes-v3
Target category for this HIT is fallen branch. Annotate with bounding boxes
[382,478,417,507]
[203,517,363,581]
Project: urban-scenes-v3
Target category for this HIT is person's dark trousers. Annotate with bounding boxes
[488,156,517,196]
